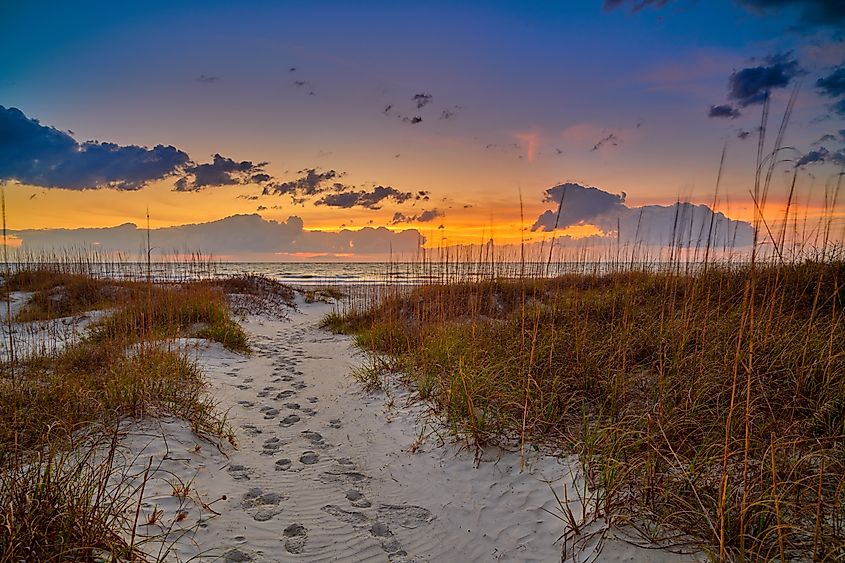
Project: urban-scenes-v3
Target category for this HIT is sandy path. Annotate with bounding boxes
[122,299,702,562]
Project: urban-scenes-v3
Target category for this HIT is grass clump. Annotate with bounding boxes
[326,260,845,560]
[0,264,256,561]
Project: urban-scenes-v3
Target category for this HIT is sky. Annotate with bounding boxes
[2,0,845,259]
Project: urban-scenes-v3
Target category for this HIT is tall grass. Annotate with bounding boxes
[0,251,288,561]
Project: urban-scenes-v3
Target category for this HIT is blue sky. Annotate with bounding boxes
[2,0,844,252]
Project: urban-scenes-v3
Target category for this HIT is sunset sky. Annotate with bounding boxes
[3,0,845,259]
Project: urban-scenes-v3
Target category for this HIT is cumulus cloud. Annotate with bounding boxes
[708,104,741,119]
[816,65,845,116]
[316,186,418,210]
[531,183,627,231]
[728,53,801,107]
[174,154,269,191]
[9,214,425,260]
[531,182,753,247]
[390,208,444,224]
[0,105,190,190]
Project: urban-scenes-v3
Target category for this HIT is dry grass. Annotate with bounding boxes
[0,260,271,561]
[325,259,845,560]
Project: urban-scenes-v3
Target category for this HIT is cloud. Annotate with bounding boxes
[590,133,621,151]
[8,214,425,260]
[737,0,845,31]
[738,129,753,140]
[196,75,219,83]
[412,93,433,109]
[728,53,801,107]
[0,105,189,190]
[603,0,671,12]
[531,183,627,231]
[607,0,845,31]
[816,65,845,116]
[174,154,269,191]
[727,53,801,107]
[813,133,837,144]
[316,185,418,210]
[708,104,741,119]
[390,208,444,224]
[796,147,830,167]
[531,182,753,247]
[262,169,342,202]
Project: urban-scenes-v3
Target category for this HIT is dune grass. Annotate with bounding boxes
[324,259,845,560]
[0,261,275,561]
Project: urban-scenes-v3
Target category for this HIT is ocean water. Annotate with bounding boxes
[11,260,680,286]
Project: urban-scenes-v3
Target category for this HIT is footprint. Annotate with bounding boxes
[299,451,319,465]
[329,418,342,429]
[224,548,253,562]
[226,464,253,481]
[236,384,251,390]
[279,414,301,427]
[377,504,435,529]
[301,430,323,444]
[237,400,254,408]
[276,390,296,400]
[300,407,317,416]
[262,437,283,454]
[306,397,319,403]
[346,489,372,508]
[263,408,280,420]
[242,488,286,522]
[284,402,301,410]
[275,458,292,471]
[319,471,368,485]
[283,523,308,554]
[292,381,307,390]
[321,504,369,525]
[242,424,263,436]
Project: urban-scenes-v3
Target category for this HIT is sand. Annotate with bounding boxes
[19,294,704,562]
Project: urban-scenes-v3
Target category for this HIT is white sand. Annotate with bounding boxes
[112,297,705,562]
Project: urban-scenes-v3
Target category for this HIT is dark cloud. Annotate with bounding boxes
[531,183,627,231]
[708,104,741,119]
[412,93,433,109]
[402,116,423,124]
[0,105,189,190]
[262,169,342,203]
[728,53,801,107]
[9,214,425,259]
[737,0,845,30]
[603,0,671,11]
[816,66,845,116]
[531,182,753,247]
[196,75,219,83]
[813,134,837,145]
[590,133,621,151]
[174,154,269,191]
[390,208,444,224]
[796,147,830,167]
[316,185,416,210]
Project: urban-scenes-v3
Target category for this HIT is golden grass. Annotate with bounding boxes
[325,260,845,560]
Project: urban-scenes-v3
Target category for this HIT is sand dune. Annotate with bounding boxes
[117,297,703,562]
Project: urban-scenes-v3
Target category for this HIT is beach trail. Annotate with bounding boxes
[122,297,700,562]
